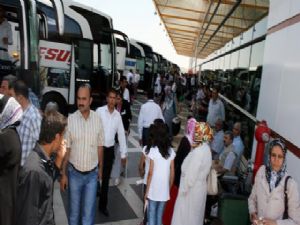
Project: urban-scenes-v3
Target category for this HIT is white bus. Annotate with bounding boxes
[0,0,128,114]
[38,0,129,113]
[0,0,64,90]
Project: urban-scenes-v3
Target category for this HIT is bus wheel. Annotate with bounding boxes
[41,93,68,116]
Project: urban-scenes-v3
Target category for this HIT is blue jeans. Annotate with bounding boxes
[147,199,166,225]
[68,164,98,225]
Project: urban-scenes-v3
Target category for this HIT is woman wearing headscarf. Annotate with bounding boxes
[171,122,213,225]
[0,94,23,225]
[161,82,176,139]
[248,139,300,225]
[162,117,195,225]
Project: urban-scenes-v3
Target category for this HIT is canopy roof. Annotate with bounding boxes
[153,0,269,58]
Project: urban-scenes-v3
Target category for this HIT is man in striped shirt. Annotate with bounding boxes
[11,80,41,166]
[60,84,104,225]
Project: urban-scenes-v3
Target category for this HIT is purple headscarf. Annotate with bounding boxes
[185,117,197,145]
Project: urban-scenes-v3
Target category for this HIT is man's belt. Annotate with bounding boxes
[70,163,97,175]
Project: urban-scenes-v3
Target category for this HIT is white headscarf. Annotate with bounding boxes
[0,94,23,129]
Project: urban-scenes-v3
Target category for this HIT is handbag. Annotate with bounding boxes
[172,116,181,136]
[283,176,291,219]
[207,167,218,195]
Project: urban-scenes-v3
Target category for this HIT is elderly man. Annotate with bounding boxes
[213,131,237,176]
[206,87,225,127]
[0,74,16,95]
[232,122,244,169]
[0,75,40,109]
[11,80,41,166]
[210,118,224,160]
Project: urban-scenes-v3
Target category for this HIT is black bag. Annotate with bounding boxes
[283,176,291,219]
[172,116,181,136]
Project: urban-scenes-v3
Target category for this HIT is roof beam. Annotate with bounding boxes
[168,31,197,38]
[167,27,198,34]
[172,37,196,42]
[214,0,269,10]
[156,3,257,21]
[161,13,247,30]
[175,44,193,47]
[166,21,238,35]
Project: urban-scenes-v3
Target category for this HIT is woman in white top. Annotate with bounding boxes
[139,119,165,224]
[145,123,175,225]
[171,122,213,225]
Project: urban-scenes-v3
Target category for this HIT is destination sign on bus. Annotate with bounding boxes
[39,40,71,69]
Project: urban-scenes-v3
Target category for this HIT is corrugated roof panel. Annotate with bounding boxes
[153,0,269,59]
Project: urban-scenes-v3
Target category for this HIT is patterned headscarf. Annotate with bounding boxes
[185,117,197,145]
[0,94,23,129]
[265,138,287,192]
[194,122,214,146]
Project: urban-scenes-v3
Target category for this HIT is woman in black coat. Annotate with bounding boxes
[0,94,23,225]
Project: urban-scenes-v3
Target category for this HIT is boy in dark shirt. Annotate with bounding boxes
[16,110,67,225]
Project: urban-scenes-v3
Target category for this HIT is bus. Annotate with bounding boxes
[130,39,155,91]
[0,0,64,91]
[38,0,129,113]
[116,37,143,78]
[0,0,128,114]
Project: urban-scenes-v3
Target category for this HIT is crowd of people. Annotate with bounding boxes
[1,70,300,225]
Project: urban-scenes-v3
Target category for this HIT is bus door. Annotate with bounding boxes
[90,41,112,108]
[73,38,93,99]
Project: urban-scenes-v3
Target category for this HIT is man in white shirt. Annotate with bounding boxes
[232,122,244,168]
[96,88,127,216]
[133,69,140,97]
[60,84,104,225]
[210,118,224,160]
[0,6,12,60]
[120,76,130,103]
[126,69,134,85]
[190,75,195,89]
[138,89,164,146]
[207,87,225,127]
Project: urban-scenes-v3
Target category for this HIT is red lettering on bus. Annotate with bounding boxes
[40,46,71,62]
[40,47,47,55]
[56,50,71,62]
[45,48,59,60]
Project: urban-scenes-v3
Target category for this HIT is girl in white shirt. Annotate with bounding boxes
[145,123,175,225]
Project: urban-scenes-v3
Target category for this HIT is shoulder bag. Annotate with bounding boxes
[283,176,291,219]
[207,167,218,195]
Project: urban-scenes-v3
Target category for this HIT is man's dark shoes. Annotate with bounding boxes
[99,207,110,217]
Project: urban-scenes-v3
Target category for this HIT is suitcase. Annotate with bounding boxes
[218,193,250,225]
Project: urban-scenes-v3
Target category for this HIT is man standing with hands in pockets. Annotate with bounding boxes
[60,84,104,225]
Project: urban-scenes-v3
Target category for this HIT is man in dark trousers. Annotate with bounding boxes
[96,89,127,216]
[16,110,67,225]
[0,94,23,225]
[138,89,164,146]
